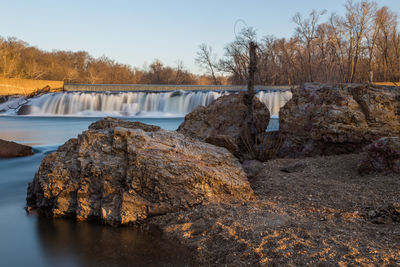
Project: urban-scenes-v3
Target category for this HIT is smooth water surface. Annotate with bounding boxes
[0,116,183,146]
[0,117,192,267]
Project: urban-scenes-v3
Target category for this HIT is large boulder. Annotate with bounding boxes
[177,92,270,160]
[358,137,400,174]
[278,83,400,157]
[26,117,254,225]
[0,139,34,158]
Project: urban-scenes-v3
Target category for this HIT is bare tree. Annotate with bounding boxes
[174,60,184,84]
[292,9,327,82]
[0,37,26,78]
[344,0,377,82]
[219,27,257,84]
[195,44,219,85]
[374,6,398,81]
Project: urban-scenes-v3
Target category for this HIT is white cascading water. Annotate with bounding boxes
[257,90,292,116]
[0,90,292,117]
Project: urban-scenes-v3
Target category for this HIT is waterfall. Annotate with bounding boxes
[257,90,292,116]
[1,90,292,117]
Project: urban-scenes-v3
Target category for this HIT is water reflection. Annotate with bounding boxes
[36,218,193,267]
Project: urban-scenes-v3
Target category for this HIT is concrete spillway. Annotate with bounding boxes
[1,89,292,117]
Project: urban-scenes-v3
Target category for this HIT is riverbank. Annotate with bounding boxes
[150,152,399,266]
[0,77,63,96]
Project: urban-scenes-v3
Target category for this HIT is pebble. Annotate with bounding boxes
[368,210,377,217]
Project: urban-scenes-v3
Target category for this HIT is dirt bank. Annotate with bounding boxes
[0,77,63,96]
[150,153,400,266]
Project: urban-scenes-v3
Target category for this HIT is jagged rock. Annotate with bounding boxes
[170,90,184,97]
[241,160,264,178]
[358,137,400,174]
[0,139,34,158]
[280,162,306,173]
[26,117,254,225]
[366,202,400,224]
[278,83,400,157]
[177,92,270,160]
[0,96,9,104]
[88,117,161,132]
[25,85,51,98]
[17,105,32,115]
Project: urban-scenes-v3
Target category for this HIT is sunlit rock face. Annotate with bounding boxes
[278,83,400,158]
[26,117,254,225]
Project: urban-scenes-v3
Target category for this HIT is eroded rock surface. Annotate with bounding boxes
[279,83,400,157]
[358,137,400,174]
[0,139,33,158]
[177,92,270,159]
[26,117,254,225]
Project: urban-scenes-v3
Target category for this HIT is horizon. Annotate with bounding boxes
[1,0,400,75]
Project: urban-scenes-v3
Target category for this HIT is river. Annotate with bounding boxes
[0,116,196,267]
[0,89,288,266]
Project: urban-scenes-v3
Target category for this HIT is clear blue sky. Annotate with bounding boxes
[0,0,399,74]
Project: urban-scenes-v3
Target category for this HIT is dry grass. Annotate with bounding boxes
[0,77,64,96]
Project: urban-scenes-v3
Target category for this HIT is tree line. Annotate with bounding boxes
[0,37,223,85]
[1,0,399,85]
[198,0,400,85]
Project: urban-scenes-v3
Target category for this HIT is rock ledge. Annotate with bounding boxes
[0,139,33,158]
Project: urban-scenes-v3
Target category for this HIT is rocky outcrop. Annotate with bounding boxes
[26,117,254,225]
[278,83,400,157]
[17,105,32,115]
[0,139,33,158]
[177,92,270,160]
[366,202,400,224]
[0,95,9,104]
[88,117,161,132]
[358,137,400,174]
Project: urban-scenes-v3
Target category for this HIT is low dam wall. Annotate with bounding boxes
[64,84,292,92]
[0,79,293,96]
[3,79,398,96]
[3,89,292,116]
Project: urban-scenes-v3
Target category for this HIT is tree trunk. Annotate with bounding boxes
[243,42,257,153]
[211,68,218,85]
[247,42,256,99]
